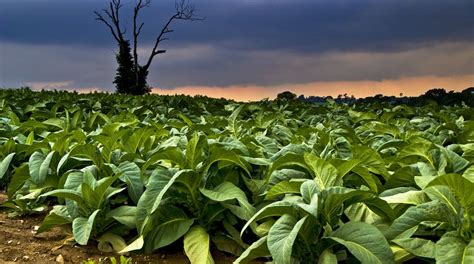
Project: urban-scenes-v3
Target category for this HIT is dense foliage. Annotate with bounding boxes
[1,88,473,263]
[300,87,474,107]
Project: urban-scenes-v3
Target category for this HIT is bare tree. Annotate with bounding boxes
[95,0,202,95]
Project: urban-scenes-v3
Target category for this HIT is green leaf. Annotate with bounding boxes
[228,104,244,137]
[183,226,214,264]
[265,181,302,200]
[267,214,307,264]
[37,205,72,233]
[380,189,427,205]
[205,147,252,176]
[241,201,298,236]
[304,153,340,189]
[0,153,15,179]
[135,168,178,233]
[329,222,394,264]
[336,159,361,178]
[426,173,474,217]
[397,142,434,167]
[106,206,137,228]
[384,201,452,240]
[300,179,318,203]
[72,209,100,245]
[7,164,30,197]
[266,153,308,182]
[149,169,193,215]
[41,189,84,204]
[29,151,55,185]
[144,205,194,252]
[318,249,338,264]
[97,233,127,253]
[234,236,269,264]
[115,161,144,204]
[392,237,435,259]
[211,234,244,256]
[200,182,255,218]
[119,235,144,253]
[435,232,474,264]
[185,133,207,170]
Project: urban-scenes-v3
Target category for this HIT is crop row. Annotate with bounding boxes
[0,89,473,263]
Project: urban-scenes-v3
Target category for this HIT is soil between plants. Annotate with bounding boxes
[0,192,248,264]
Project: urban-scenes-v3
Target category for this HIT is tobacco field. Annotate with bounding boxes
[0,88,473,263]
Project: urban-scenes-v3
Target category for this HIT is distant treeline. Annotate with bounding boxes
[4,86,473,107]
[284,87,474,107]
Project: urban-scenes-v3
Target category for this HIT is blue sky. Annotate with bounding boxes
[0,0,473,99]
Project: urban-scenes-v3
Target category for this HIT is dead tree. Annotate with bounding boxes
[95,0,202,95]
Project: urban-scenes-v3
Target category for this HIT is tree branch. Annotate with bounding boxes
[143,0,204,71]
[133,0,151,85]
[94,11,120,42]
[95,0,126,43]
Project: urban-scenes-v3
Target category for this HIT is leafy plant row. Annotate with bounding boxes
[0,89,473,263]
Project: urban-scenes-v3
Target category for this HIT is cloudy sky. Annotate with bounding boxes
[0,0,473,100]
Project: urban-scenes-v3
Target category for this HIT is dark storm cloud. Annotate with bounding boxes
[1,0,473,53]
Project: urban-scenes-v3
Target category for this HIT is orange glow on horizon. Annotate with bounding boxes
[151,74,474,101]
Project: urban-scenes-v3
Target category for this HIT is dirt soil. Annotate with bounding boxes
[0,192,239,264]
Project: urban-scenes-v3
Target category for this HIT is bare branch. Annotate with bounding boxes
[95,0,126,43]
[143,0,204,71]
[133,0,151,86]
[94,11,120,42]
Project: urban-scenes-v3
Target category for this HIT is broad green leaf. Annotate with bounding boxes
[119,235,144,253]
[304,152,340,189]
[142,147,185,171]
[144,206,194,252]
[0,153,15,179]
[201,182,255,220]
[211,234,244,256]
[106,206,137,228]
[41,189,83,204]
[380,189,427,205]
[384,201,452,240]
[329,222,394,264]
[426,173,474,217]
[267,214,307,264]
[344,203,382,224]
[241,201,298,236]
[463,165,474,182]
[29,151,55,185]
[205,147,252,176]
[392,237,435,259]
[97,233,127,253]
[300,179,318,204]
[135,167,177,233]
[435,232,474,264]
[234,236,269,264]
[186,133,207,170]
[184,226,214,264]
[7,164,30,197]
[150,169,193,214]
[228,104,244,138]
[114,161,144,204]
[72,209,100,245]
[336,159,361,178]
[37,205,72,233]
[441,148,470,173]
[352,145,389,179]
[318,249,338,264]
[265,180,301,200]
[397,142,434,167]
[265,153,308,183]
[424,185,461,222]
